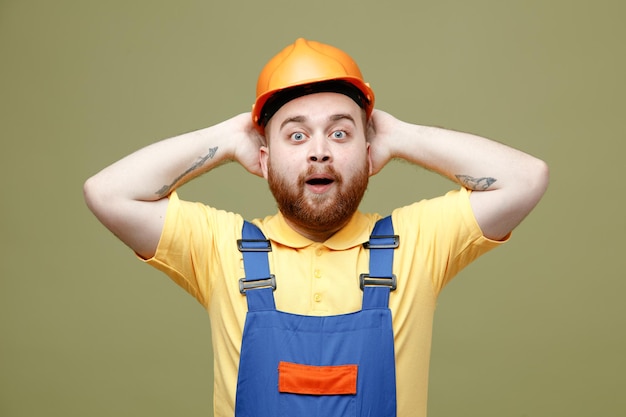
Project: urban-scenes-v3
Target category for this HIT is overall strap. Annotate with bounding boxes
[238,221,276,311]
[361,215,398,309]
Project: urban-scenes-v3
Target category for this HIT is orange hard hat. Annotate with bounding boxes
[252,38,375,133]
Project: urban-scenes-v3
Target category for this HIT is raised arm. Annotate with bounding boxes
[83,113,264,259]
[367,110,549,241]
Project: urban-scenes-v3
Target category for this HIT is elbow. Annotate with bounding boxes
[83,174,110,218]
[534,158,550,196]
[83,175,97,212]
[525,157,550,207]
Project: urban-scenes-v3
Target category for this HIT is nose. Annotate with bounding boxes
[310,155,330,162]
[308,137,332,163]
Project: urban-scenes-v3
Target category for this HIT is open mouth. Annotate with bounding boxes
[306,178,334,186]
[304,174,335,193]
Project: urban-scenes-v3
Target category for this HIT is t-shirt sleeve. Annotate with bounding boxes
[393,187,508,296]
[140,191,243,308]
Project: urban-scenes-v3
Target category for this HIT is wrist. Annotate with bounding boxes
[388,119,420,160]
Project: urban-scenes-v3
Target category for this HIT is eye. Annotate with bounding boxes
[290,132,306,141]
[332,130,347,139]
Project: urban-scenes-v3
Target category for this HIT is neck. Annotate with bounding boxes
[282,215,348,243]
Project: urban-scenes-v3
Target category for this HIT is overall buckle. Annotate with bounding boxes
[237,238,272,252]
[363,235,399,249]
[239,275,276,294]
[359,273,397,291]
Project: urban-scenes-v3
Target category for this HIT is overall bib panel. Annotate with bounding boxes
[235,217,398,417]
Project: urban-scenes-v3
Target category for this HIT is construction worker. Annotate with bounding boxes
[84,38,549,416]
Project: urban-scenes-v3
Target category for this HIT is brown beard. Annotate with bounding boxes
[267,162,369,235]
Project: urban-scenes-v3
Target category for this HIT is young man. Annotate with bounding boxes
[84,38,549,417]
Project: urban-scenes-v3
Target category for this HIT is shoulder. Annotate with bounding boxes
[392,188,475,231]
[391,188,506,254]
[159,192,248,252]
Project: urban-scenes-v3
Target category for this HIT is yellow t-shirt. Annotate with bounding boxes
[145,187,505,417]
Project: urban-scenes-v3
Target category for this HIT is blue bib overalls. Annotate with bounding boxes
[235,216,399,417]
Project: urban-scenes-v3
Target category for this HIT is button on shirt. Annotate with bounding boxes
[260,215,374,317]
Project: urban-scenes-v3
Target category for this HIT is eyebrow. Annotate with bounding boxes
[279,113,357,131]
[330,113,357,124]
[279,115,306,131]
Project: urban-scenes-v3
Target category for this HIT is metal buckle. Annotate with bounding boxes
[239,275,276,294]
[363,235,399,249]
[359,273,397,291]
[237,238,272,252]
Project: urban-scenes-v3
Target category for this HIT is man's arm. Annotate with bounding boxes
[83,113,264,259]
[367,110,549,240]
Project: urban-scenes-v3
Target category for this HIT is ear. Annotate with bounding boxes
[366,114,375,142]
[365,142,374,177]
[366,142,373,176]
[259,145,270,179]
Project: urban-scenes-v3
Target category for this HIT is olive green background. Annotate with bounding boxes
[1,0,624,416]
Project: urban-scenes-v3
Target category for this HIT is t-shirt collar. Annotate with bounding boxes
[261,211,372,250]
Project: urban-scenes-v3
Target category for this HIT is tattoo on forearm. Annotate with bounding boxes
[456,174,497,191]
[155,147,218,197]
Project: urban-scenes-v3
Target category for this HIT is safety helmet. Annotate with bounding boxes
[252,38,375,133]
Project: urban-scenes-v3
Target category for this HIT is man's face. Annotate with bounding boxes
[260,92,372,239]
